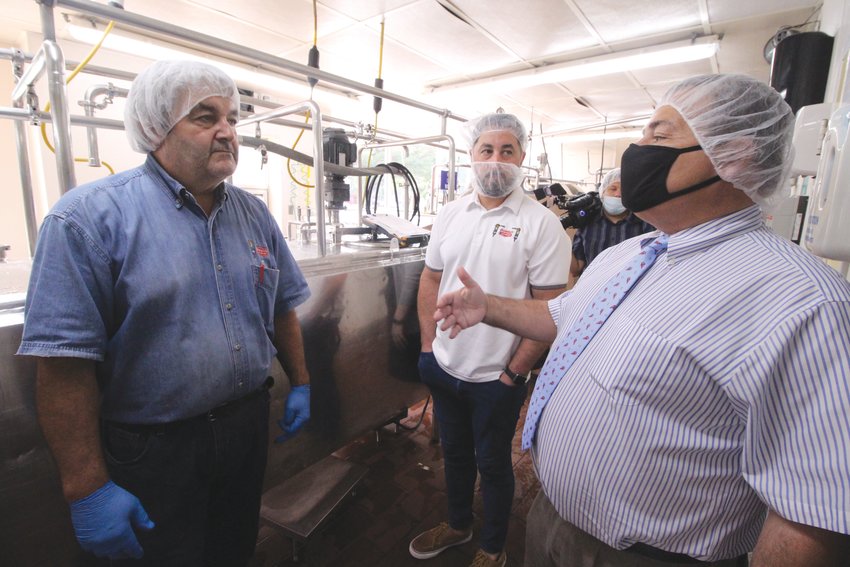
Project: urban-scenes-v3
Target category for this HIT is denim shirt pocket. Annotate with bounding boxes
[252,264,280,323]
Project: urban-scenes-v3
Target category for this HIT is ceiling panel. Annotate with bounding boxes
[575,0,705,44]
[377,0,519,75]
[87,0,305,56]
[0,0,824,143]
[317,0,419,22]
[449,0,599,59]
[708,0,820,23]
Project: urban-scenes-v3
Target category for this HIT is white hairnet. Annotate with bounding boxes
[600,168,621,191]
[659,74,794,205]
[462,112,528,153]
[124,60,240,153]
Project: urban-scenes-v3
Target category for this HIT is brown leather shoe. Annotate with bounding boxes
[470,549,507,567]
[409,522,473,559]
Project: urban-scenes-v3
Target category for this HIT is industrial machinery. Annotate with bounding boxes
[322,127,357,242]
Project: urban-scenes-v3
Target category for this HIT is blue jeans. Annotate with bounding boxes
[418,352,527,554]
[93,390,270,567]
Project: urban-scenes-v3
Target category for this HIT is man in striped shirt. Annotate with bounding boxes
[570,168,655,280]
[432,74,850,566]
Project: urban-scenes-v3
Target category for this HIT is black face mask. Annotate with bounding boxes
[620,144,721,212]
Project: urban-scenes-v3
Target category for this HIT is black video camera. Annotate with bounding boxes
[534,183,602,229]
[554,191,602,229]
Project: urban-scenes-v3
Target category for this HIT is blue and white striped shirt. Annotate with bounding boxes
[533,205,850,561]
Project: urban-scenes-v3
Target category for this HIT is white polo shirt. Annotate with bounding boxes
[426,188,571,382]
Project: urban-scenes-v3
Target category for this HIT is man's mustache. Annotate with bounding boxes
[211,143,235,154]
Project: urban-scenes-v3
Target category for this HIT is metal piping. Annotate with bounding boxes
[42,39,76,191]
[12,38,77,191]
[56,0,464,123]
[38,0,57,42]
[0,48,138,82]
[0,106,122,129]
[241,95,462,154]
[238,100,327,257]
[10,45,46,102]
[81,83,128,166]
[11,50,38,256]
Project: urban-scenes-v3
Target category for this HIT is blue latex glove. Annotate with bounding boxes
[275,384,311,442]
[69,480,155,559]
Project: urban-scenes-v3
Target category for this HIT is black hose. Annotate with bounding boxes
[363,162,421,224]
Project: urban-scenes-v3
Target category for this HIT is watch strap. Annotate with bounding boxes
[503,366,527,384]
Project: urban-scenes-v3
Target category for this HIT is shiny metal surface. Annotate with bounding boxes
[0,249,427,565]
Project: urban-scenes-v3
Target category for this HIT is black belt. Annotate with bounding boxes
[627,542,748,566]
[627,542,705,564]
[107,376,274,433]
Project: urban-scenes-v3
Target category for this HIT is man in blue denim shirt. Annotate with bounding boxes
[18,60,311,566]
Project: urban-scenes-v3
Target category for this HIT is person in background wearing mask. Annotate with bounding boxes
[18,60,312,566]
[430,75,850,566]
[570,168,654,280]
[409,113,571,567]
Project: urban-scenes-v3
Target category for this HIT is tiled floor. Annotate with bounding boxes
[256,390,539,567]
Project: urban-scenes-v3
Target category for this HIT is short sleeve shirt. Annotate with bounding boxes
[425,189,570,381]
[19,156,311,423]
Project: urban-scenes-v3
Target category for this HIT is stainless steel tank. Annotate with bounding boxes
[0,247,428,566]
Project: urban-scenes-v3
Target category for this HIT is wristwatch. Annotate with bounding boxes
[503,366,527,385]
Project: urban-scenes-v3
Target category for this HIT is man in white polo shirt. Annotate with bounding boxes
[409,113,571,567]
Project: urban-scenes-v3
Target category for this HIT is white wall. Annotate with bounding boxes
[822,0,850,105]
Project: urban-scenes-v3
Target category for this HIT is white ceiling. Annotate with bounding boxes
[0,0,823,144]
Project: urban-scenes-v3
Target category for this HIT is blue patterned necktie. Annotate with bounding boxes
[521,234,669,450]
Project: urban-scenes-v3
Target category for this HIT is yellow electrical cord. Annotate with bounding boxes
[285,0,319,190]
[286,111,314,189]
[367,16,386,168]
[40,20,116,175]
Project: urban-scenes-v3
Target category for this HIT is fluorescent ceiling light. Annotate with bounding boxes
[428,35,720,94]
[66,23,352,105]
[551,129,643,143]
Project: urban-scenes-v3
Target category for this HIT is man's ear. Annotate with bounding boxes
[712,136,755,182]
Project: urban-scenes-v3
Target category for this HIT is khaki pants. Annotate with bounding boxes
[523,490,747,567]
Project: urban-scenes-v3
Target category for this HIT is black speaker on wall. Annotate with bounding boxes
[770,31,834,114]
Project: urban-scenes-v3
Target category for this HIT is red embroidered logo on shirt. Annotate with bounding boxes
[492,223,522,241]
[256,245,269,257]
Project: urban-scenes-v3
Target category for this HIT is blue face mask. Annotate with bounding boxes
[602,196,627,215]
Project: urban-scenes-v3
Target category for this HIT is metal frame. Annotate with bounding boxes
[238,100,329,256]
